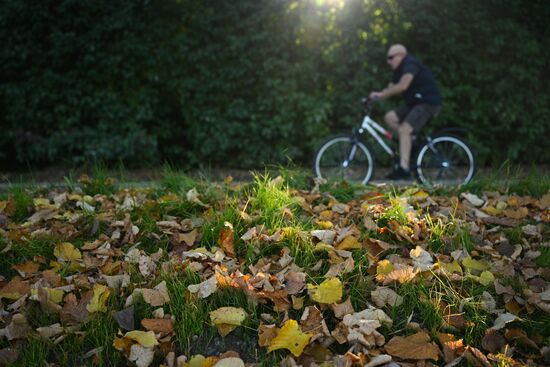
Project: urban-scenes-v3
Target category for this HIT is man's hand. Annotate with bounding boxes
[369,92,382,101]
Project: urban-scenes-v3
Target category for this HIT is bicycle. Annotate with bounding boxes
[313,98,475,186]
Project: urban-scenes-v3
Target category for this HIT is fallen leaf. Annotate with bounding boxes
[54,242,82,262]
[218,222,236,257]
[268,319,311,357]
[385,331,440,361]
[490,312,521,330]
[258,324,279,347]
[371,287,403,308]
[128,344,155,367]
[141,318,174,333]
[213,357,245,367]
[308,277,343,304]
[86,284,110,313]
[113,305,135,331]
[331,297,355,319]
[188,276,217,299]
[481,329,506,353]
[0,278,30,300]
[336,236,361,250]
[210,307,247,337]
[124,330,159,347]
[410,246,433,271]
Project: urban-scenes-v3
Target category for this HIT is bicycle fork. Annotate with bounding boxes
[342,137,359,168]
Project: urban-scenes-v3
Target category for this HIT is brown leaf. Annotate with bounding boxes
[61,291,92,325]
[300,306,324,335]
[218,222,236,257]
[113,305,135,331]
[481,329,506,354]
[284,271,306,295]
[437,300,466,329]
[463,346,491,367]
[385,331,440,361]
[437,332,465,363]
[141,318,174,334]
[11,261,40,278]
[503,207,529,219]
[258,324,279,347]
[331,297,355,319]
[4,313,31,340]
[363,238,393,258]
[0,278,30,300]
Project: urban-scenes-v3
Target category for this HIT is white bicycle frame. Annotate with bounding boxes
[358,115,395,157]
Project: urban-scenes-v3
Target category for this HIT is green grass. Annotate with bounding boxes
[7,186,33,222]
[535,247,550,267]
[0,238,56,278]
[9,337,50,367]
[461,162,550,197]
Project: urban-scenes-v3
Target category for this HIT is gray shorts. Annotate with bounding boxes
[393,104,441,132]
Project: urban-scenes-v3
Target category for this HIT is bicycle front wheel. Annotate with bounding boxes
[314,135,375,184]
[415,135,475,186]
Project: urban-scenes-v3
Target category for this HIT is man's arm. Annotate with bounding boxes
[369,73,414,100]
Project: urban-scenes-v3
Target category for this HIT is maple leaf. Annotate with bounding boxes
[267,319,311,357]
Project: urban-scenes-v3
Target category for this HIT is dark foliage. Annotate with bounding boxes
[1,0,549,169]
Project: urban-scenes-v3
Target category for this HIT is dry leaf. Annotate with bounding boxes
[385,331,440,361]
[371,287,403,308]
[188,276,217,299]
[124,330,159,347]
[128,344,155,367]
[86,284,110,313]
[218,222,236,257]
[54,242,82,262]
[210,307,247,337]
[141,318,174,334]
[331,297,355,319]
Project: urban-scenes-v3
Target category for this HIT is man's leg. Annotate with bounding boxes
[398,122,414,171]
[384,110,400,132]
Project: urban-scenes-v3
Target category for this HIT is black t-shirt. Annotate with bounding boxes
[392,55,442,107]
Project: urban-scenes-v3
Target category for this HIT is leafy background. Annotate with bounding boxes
[1,0,549,169]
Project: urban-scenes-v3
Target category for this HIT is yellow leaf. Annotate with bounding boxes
[336,236,361,250]
[209,307,247,337]
[53,242,82,262]
[315,220,334,229]
[268,319,311,357]
[462,257,489,272]
[437,260,463,276]
[478,271,495,286]
[123,330,159,347]
[31,287,64,304]
[86,284,110,313]
[308,277,342,304]
[376,260,394,276]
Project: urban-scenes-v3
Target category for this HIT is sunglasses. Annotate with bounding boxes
[387,53,401,61]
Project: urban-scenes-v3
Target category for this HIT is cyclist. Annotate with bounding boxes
[369,44,442,180]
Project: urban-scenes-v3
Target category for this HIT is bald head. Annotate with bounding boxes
[386,44,407,70]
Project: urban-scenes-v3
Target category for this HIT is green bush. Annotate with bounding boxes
[1,0,548,168]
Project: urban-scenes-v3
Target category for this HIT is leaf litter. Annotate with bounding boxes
[0,175,549,366]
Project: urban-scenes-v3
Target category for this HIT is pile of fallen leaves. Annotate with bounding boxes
[0,175,549,367]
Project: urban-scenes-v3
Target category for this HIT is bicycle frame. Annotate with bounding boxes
[358,115,395,157]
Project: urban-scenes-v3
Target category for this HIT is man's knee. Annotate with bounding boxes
[384,111,400,130]
[398,122,413,136]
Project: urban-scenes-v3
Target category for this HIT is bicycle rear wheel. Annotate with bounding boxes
[415,135,475,186]
[314,135,375,184]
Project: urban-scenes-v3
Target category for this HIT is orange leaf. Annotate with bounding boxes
[218,222,236,257]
